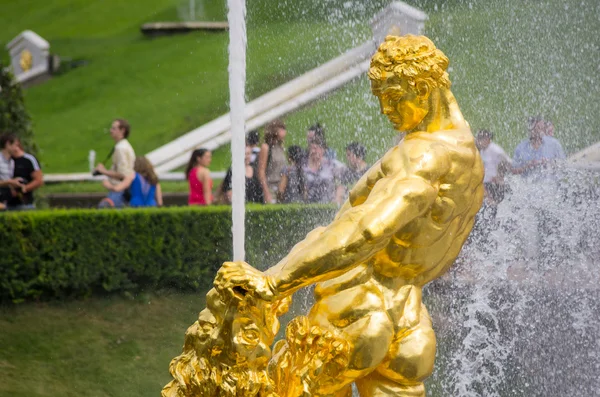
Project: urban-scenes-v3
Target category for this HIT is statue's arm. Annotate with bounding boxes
[265,174,439,297]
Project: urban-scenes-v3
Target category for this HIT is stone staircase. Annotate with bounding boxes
[145,2,427,173]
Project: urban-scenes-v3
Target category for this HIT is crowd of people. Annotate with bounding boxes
[93,119,163,208]
[87,118,370,209]
[476,116,566,206]
[209,120,370,206]
[0,115,567,211]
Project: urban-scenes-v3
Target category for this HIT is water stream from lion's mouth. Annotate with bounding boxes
[424,169,600,396]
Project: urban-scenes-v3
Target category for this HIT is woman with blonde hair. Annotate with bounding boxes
[103,156,163,207]
[258,119,287,204]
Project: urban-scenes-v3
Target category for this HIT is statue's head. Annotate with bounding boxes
[163,287,290,397]
[369,35,450,131]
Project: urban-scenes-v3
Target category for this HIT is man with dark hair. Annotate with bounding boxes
[513,117,565,178]
[336,142,369,204]
[246,130,260,164]
[0,133,43,210]
[94,119,135,208]
[306,122,337,161]
[303,136,342,204]
[343,142,368,183]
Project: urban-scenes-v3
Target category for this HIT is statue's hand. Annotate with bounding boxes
[214,261,276,301]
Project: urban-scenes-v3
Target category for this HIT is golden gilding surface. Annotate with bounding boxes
[163,34,484,397]
[20,49,33,72]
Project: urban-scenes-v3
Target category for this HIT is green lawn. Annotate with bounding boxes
[1,0,598,174]
[0,0,379,173]
[0,290,454,397]
[0,291,207,397]
[283,0,600,161]
[3,2,597,392]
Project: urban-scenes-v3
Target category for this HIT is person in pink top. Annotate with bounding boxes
[186,148,213,205]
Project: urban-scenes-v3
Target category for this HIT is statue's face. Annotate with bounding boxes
[375,77,429,131]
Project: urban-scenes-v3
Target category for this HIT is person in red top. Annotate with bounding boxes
[186,148,213,205]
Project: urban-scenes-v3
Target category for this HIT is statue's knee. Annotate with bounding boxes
[377,326,436,383]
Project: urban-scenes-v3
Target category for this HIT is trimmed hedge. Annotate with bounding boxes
[0,205,335,302]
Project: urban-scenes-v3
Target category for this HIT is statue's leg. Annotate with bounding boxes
[269,268,395,397]
[332,385,353,397]
[306,281,395,394]
[355,304,436,397]
[354,370,425,397]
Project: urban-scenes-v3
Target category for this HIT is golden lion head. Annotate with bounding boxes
[162,287,290,397]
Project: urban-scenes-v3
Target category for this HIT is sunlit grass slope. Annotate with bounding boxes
[284,0,600,161]
[0,0,380,173]
[1,0,597,174]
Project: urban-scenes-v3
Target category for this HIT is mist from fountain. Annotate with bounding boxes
[237,1,600,395]
[426,168,600,396]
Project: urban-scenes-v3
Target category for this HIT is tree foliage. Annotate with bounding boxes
[0,64,38,156]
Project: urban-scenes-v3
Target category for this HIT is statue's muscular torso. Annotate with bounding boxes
[207,130,483,395]
[348,128,481,284]
[314,127,483,309]
[305,127,483,388]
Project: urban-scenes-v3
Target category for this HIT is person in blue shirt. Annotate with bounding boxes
[513,117,565,177]
[103,156,163,207]
[542,120,566,155]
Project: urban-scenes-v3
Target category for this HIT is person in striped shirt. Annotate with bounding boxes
[2,133,43,210]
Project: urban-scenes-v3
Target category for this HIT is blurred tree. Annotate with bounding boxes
[0,63,38,156]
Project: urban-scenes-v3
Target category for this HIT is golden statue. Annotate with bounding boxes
[163,35,484,397]
[20,49,33,72]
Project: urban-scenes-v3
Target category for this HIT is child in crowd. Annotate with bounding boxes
[246,130,261,164]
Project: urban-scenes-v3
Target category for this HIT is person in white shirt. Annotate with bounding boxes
[0,134,19,209]
[94,119,136,208]
[476,129,512,204]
